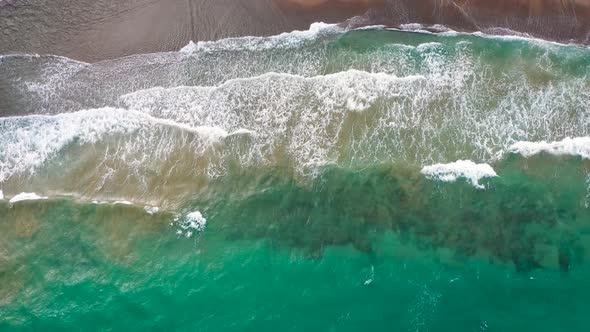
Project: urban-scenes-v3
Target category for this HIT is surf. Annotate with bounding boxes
[1,22,590,331]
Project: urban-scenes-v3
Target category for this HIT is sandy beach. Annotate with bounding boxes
[0,0,589,61]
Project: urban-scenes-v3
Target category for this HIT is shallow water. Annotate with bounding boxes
[1,26,590,330]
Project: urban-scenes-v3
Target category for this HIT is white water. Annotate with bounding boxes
[2,60,589,192]
[176,211,207,238]
[180,22,340,53]
[1,25,589,204]
[395,23,581,48]
[91,200,162,215]
[421,160,498,189]
[508,137,590,159]
[9,192,48,203]
[144,206,160,215]
[121,70,427,172]
[0,107,255,183]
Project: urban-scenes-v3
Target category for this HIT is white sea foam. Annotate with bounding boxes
[3,55,588,194]
[19,56,88,107]
[122,70,425,118]
[396,23,577,48]
[180,22,340,53]
[0,108,140,182]
[144,206,160,215]
[3,41,589,195]
[177,211,207,238]
[354,25,387,31]
[91,200,161,214]
[121,70,425,172]
[114,200,133,205]
[421,160,498,189]
[399,23,427,32]
[416,42,443,52]
[471,31,572,48]
[89,199,116,205]
[9,192,48,203]
[121,60,590,175]
[0,107,246,183]
[0,53,89,65]
[7,70,428,189]
[508,137,590,159]
[227,128,257,137]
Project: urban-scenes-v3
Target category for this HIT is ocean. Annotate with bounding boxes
[1,24,590,330]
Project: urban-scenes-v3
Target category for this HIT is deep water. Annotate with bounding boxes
[1,25,590,331]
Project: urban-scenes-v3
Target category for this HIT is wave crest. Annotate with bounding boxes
[421,160,497,189]
[508,137,590,159]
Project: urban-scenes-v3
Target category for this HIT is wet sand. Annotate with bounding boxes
[0,0,589,62]
[362,0,590,43]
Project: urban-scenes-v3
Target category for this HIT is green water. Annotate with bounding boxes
[1,27,590,330]
[2,155,590,330]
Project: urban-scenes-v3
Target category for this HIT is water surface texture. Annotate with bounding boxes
[1,26,590,331]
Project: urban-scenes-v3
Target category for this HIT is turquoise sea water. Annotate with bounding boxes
[1,26,590,330]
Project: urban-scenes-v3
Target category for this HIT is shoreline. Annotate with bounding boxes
[0,0,589,62]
